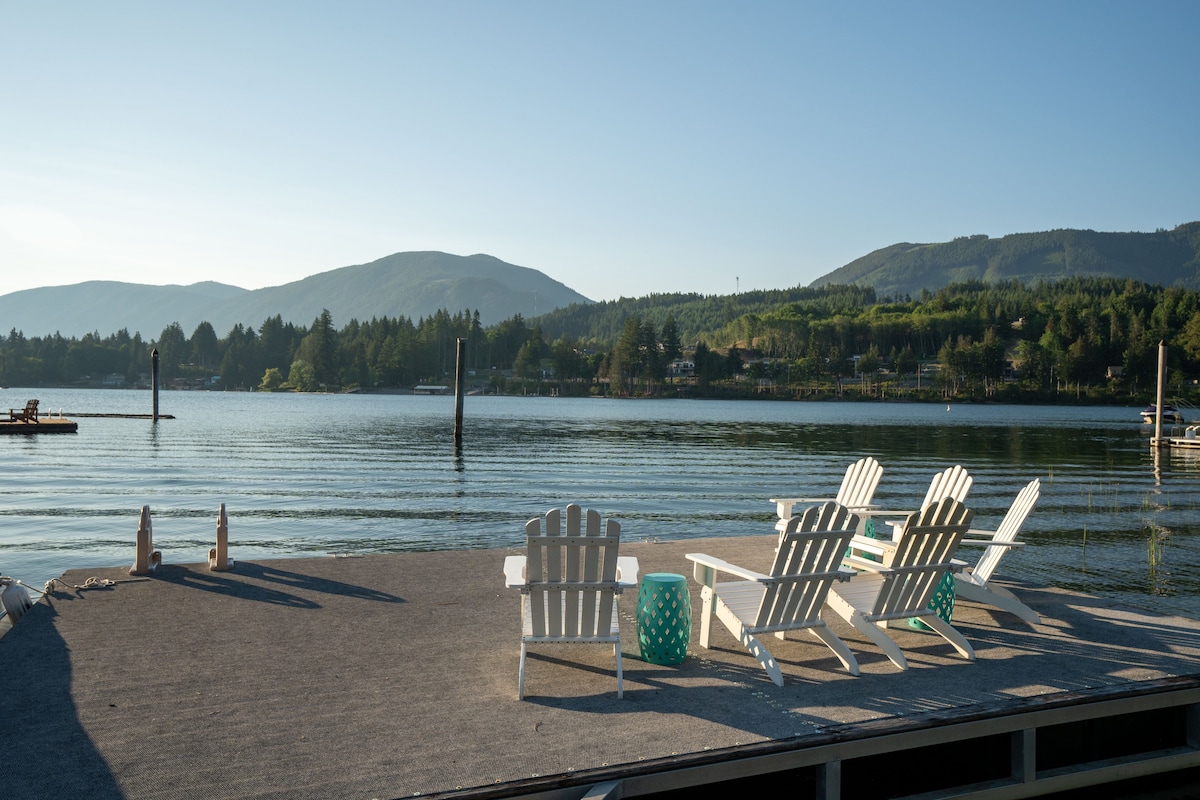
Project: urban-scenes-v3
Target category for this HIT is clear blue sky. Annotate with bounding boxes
[2,1,1197,302]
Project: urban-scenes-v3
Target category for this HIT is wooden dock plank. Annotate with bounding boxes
[2,536,1200,799]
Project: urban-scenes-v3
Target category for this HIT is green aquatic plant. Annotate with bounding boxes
[1146,524,1169,578]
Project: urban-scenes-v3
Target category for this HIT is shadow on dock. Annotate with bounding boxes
[2,599,123,797]
[2,537,1199,799]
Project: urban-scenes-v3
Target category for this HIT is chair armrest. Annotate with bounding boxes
[770,496,835,505]
[842,555,892,574]
[686,552,769,587]
[864,508,917,518]
[846,534,894,559]
[770,496,836,518]
[616,556,640,587]
[834,567,856,582]
[503,555,527,588]
[960,538,1025,548]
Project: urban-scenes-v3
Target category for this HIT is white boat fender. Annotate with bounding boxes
[0,576,34,624]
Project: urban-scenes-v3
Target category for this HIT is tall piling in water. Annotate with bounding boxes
[453,338,466,445]
[151,348,160,422]
[1153,340,1167,447]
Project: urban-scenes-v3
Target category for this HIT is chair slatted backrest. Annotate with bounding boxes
[921,464,973,509]
[836,457,883,509]
[525,504,620,639]
[971,479,1040,585]
[872,497,974,621]
[756,501,858,631]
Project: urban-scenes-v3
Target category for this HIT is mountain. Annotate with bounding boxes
[0,252,592,339]
[810,222,1200,298]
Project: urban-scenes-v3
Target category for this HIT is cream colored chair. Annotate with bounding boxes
[687,501,861,686]
[956,479,1041,624]
[503,504,638,699]
[873,464,973,540]
[827,497,975,671]
[770,456,883,533]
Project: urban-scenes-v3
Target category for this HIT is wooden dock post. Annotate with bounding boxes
[151,348,160,422]
[453,337,466,444]
[130,505,161,575]
[208,503,234,571]
[1153,340,1167,447]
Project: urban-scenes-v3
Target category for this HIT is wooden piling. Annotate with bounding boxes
[453,337,466,444]
[1153,340,1166,447]
[151,348,160,422]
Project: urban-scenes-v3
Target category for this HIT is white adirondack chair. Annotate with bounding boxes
[956,479,1041,624]
[502,504,638,699]
[770,456,883,532]
[826,497,975,671]
[875,464,973,540]
[686,501,861,686]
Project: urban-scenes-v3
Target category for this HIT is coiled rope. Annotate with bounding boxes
[2,574,141,628]
[40,576,124,593]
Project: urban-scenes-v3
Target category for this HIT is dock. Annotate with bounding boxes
[1153,425,1200,450]
[0,416,78,433]
[2,535,1200,799]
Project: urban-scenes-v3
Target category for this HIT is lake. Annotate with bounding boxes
[3,388,1198,618]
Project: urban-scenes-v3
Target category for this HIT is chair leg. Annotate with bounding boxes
[518,641,528,699]
[957,581,1041,625]
[919,614,976,661]
[714,600,783,686]
[808,624,861,676]
[615,643,623,699]
[851,612,909,671]
[698,585,715,649]
[741,628,784,686]
[826,591,908,671]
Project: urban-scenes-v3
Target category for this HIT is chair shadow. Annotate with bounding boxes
[519,584,1200,744]
[0,601,124,798]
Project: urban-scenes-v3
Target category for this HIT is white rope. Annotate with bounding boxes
[41,576,126,594]
[3,574,145,598]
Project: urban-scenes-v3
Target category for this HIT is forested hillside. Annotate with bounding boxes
[531,286,872,346]
[812,222,1200,298]
[4,275,1200,406]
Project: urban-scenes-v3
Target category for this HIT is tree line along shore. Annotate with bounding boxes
[2,276,1199,405]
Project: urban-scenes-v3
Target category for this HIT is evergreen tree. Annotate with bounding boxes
[155,322,188,380]
[661,314,682,362]
[190,321,220,370]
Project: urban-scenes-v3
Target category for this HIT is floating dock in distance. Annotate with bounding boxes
[0,412,177,433]
[1153,425,1200,449]
[0,416,78,434]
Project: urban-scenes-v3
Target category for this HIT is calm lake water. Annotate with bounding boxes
[3,388,1198,618]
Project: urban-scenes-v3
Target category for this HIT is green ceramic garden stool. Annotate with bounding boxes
[909,571,956,631]
[637,573,691,665]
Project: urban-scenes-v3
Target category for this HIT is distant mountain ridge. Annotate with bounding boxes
[0,252,592,339]
[6,225,1199,342]
[811,222,1200,298]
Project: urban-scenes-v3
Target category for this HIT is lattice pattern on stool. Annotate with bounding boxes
[909,572,956,631]
[637,575,691,665]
